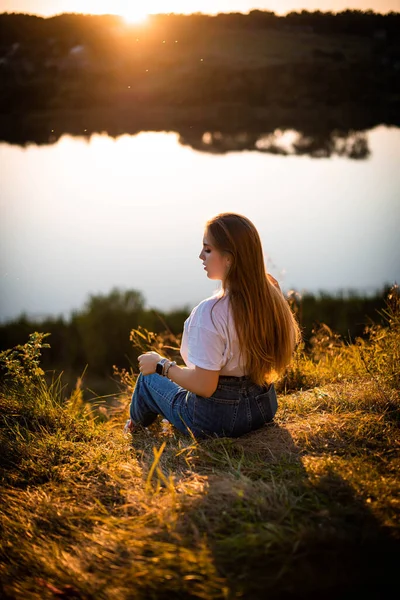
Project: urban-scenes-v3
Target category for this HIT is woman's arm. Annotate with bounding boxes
[137,351,220,397]
[167,363,220,397]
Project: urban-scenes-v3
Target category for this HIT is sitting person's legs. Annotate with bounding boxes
[129,372,195,434]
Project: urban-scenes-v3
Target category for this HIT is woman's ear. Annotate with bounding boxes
[224,253,232,269]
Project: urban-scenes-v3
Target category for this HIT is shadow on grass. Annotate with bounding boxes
[167,422,398,599]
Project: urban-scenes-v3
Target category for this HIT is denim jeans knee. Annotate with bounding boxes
[129,372,196,435]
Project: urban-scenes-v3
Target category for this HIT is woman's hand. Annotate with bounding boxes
[137,351,163,375]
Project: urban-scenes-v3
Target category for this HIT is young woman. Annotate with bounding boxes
[125,212,301,439]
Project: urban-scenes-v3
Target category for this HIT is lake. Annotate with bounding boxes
[1,124,399,322]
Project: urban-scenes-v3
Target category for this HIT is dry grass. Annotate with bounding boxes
[0,286,399,599]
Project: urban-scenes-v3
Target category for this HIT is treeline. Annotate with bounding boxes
[0,289,189,378]
[1,10,400,44]
[0,10,399,115]
[0,285,394,379]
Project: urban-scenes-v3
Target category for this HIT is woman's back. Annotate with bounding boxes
[180,291,248,377]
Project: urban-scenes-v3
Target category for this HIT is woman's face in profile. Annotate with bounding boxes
[199,231,230,282]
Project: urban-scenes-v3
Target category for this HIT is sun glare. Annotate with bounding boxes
[121,8,149,24]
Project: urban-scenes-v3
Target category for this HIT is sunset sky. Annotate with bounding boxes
[1,0,399,18]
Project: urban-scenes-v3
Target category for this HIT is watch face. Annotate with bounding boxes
[156,361,164,375]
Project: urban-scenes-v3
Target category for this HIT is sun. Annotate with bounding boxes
[121,8,149,24]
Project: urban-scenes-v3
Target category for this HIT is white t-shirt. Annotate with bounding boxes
[180,290,247,375]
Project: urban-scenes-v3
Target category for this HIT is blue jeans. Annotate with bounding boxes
[129,372,278,439]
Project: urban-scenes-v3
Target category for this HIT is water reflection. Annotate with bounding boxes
[0,125,399,322]
[0,107,376,159]
[179,129,370,159]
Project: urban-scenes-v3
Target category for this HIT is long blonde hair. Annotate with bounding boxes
[206,212,301,386]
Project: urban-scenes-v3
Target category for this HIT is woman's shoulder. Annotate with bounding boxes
[189,291,229,325]
[197,291,228,311]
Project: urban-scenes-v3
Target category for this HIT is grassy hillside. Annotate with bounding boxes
[0,286,398,599]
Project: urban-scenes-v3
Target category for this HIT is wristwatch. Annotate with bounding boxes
[156,358,168,376]
[165,361,176,378]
